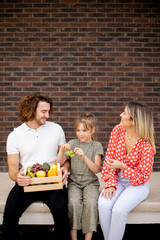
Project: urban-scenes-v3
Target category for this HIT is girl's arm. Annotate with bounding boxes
[56,143,70,166]
[74,147,101,174]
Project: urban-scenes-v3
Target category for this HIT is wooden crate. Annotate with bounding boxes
[24,163,62,192]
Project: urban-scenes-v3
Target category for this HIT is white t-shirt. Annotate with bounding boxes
[6,121,65,168]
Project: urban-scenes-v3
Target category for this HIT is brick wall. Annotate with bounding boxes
[0,0,160,172]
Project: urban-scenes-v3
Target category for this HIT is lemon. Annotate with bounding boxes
[36,170,46,177]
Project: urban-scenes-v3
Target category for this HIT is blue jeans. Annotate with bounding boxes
[98,170,149,240]
[2,183,70,240]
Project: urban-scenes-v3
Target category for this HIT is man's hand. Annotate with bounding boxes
[61,166,69,185]
[16,169,32,187]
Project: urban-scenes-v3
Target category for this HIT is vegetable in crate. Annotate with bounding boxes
[43,162,50,171]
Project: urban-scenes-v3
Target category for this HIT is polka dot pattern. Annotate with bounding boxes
[101,124,154,189]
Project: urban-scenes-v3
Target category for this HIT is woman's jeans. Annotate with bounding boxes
[2,183,70,240]
[98,170,149,240]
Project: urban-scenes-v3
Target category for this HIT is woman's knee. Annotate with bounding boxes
[98,195,112,212]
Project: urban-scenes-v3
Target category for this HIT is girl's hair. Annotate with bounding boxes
[18,92,53,122]
[127,101,156,154]
[75,112,97,140]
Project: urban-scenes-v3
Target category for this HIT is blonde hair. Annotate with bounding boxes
[75,113,97,140]
[127,101,156,154]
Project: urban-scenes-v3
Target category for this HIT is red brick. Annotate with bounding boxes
[0,0,160,172]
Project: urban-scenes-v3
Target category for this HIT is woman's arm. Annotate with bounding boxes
[122,143,154,186]
[104,158,127,171]
[101,125,120,189]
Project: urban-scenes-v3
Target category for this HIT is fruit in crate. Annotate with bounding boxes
[50,164,57,170]
[48,165,58,176]
[43,162,50,171]
[65,149,76,158]
[26,167,35,178]
[36,170,46,177]
[26,163,43,178]
[26,162,58,178]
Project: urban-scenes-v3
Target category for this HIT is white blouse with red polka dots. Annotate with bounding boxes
[101,124,154,189]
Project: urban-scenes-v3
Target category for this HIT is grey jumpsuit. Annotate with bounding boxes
[67,139,103,234]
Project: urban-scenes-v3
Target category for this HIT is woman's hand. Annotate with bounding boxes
[101,187,116,200]
[105,158,127,171]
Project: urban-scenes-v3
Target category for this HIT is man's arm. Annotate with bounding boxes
[8,154,32,186]
[8,154,20,182]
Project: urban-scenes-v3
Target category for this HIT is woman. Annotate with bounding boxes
[98,101,156,240]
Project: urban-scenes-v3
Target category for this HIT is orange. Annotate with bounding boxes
[48,169,57,177]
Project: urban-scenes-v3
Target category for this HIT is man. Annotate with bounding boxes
[2,93,70,240]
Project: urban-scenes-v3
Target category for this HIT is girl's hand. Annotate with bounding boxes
[101,187,116,200]
[105,158,126,171]
[59,143,71,153]
[74,148,85,159]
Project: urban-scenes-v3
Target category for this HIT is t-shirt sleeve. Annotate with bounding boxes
[57,125,66,146]
[68,139,76,150]
[6,132,19,155]
[95,142,104,157]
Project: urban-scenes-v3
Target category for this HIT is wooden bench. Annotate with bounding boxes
[0,172,160,225]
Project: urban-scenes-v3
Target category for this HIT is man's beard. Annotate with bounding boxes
[35,118,46,126]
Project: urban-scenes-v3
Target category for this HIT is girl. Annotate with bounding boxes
[56,113,103,240]
[98,101,156,240]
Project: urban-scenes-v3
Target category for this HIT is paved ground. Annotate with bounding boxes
[0,224,159,239]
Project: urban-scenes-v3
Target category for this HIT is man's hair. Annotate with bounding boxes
[18,92,53,122]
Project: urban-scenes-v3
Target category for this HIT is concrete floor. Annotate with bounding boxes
[0,224,159,240]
